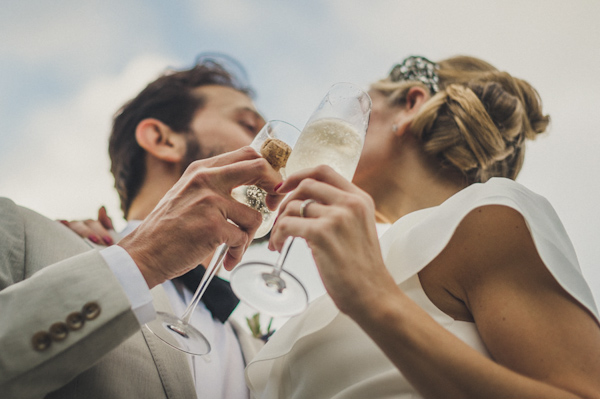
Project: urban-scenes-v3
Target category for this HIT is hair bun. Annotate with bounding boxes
[374,55,550,183]
[440,82,521,170]
[412,77,549,182]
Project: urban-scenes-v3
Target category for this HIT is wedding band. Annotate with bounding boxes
[299,199,317,218]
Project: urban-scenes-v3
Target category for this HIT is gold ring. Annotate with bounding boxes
[299,199,317,218]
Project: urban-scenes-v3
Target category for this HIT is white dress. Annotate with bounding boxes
[245,178,599,399]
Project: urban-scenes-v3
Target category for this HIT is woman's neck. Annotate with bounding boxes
[372,174,464,223]
[362,146,466,224]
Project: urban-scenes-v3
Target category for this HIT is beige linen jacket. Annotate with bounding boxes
[0,198,262,399]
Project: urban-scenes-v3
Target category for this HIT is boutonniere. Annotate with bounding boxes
[246,313,275,341]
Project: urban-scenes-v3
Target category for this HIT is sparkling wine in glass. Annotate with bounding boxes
[230,82,372,317]
[145,120,300,355]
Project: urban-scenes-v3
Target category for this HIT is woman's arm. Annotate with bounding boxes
[271,168,600,399]
[359,205,600,398]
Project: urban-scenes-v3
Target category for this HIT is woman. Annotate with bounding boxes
[246,56,600,398]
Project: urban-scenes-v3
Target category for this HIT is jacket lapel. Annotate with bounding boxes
[141,285,196,398]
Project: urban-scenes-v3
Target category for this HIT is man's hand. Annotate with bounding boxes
[119,147,284,288]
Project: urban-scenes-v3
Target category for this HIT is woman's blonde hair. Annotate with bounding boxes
[372,56,550,183]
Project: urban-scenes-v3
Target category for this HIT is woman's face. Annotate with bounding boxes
[353,89,398,189]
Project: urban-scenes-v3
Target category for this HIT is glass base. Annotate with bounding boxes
[145,311,211,355]
[230,261,309,317]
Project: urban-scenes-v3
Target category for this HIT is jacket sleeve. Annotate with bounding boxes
[0,198,141,399]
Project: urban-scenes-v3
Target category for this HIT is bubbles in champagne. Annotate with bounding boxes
[284,118,364,181]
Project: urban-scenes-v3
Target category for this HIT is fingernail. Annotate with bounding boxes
[274,182,283,192]
[88,235,99,244]
[103,236,113,245]
[59,220,69,226]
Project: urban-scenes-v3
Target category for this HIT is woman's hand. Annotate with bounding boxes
[269,165,397,316]
[59,206,115,246]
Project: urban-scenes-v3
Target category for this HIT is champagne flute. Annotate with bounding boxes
[230,82,372,317]
[145,120,301,355]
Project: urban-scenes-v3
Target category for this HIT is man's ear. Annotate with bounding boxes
[135,118,187,163]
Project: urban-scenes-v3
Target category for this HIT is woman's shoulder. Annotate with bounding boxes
[443,178,566,243]
[444,179,599,322]
[451,177,550,210]
[382,179,598,322]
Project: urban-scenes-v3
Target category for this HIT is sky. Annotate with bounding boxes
[1,0,599,314]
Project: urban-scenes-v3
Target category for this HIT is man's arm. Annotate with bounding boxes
[0,147,284,398]
[0,199,139,398]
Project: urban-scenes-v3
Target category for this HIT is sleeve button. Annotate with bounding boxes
[49,322,69,341]
[82,302,101,320]
[32,331,52,351]
[66,312,85,330]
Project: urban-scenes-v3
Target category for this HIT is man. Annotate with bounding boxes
[0,56,278,398]
[106,55,267,398]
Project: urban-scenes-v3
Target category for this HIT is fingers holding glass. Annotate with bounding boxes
[144,120,300,355]
[231,83,371,318]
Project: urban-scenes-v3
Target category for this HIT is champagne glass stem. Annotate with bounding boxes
[271,236,296,277]
[180,243,228,323]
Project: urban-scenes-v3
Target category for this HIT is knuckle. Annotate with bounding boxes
[346,196,363,210]
[184,160,202,174]
[253,157,272,174]
[191,170,211,188]
[200,192,221,207]
[344,195,368,215]
[297,178,316,191]
[314,164,333,176]
[275,218,292,235]
[240,146,259,158]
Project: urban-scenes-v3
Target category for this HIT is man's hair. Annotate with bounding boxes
[109,55,254,218]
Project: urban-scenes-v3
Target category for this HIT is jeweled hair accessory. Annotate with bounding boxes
[389,56,439,94]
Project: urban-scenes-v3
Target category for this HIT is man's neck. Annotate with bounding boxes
[127,153,183,221]
[127,175,178,221]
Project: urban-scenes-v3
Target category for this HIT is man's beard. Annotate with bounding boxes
[180,136,223,171]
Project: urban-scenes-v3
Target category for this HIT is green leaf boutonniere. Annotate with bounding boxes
[246,313,275,342]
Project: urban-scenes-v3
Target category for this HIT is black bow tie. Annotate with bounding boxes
[174,266,239,323]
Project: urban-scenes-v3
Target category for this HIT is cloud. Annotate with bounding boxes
[187,0,263,32]
[0,53,178,228]
[1,3,110,62]
[0,1,161,66]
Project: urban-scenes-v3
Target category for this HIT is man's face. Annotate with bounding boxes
[184,85,265,162]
